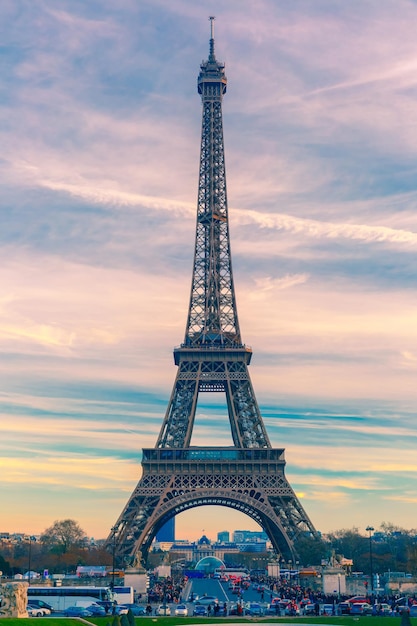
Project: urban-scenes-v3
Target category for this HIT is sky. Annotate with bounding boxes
[1,0,417,546]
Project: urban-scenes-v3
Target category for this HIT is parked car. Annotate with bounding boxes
[320,604,334,616]
[195,595,219,606]
[338,602,351,615]
[121,604,146,616]
[394,598,407,610]
[64,606,93,617]
[175,604,188,616]
[302,604,316,615]
[350,602,373,615]
[26,600,54,612]
[244,602,264,616]
[96,600,112,613]
[284,602,299,616]
[372,603,391,616]
[156,605,171,616]
[348,596,368,604]
[27,606,48,617]
[86,603,107,616]
[115,605,129,615]
[273,598,292,612]
[396,606,410,615]
[193,604,208,616]
[35,606,51,616]
[265,603,281,616]
[228,603,244,616]
[266,603,282,616]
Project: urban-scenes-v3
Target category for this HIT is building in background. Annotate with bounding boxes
[167,534,240,563]
[156,518,175,542]
[233,530,268,543]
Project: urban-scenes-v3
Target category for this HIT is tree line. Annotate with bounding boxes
[0,520,112,576]
[1,519,416,577]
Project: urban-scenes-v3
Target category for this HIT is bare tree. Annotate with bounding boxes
[40,519,87,554]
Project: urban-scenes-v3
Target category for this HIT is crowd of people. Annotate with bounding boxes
[146,575,184,605]
[250,573,417,613]
[143,571,416,616]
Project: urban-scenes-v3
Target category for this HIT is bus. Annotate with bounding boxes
[112,586,134,605]
[76,565,108,578]
[27,586,112,611]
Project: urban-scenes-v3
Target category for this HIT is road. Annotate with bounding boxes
[181,578,271,611]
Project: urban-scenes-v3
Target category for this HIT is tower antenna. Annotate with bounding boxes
[209,15,215,60]
[209,15,215,38]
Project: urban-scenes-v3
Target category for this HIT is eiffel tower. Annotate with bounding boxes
[106,18,319,567]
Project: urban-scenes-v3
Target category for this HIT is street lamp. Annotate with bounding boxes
[111,526,118,591]
[366,526,374,593]
[28,537,32,583]
[162,581,167,613]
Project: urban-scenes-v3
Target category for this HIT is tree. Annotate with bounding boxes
[325,524,417,576]
[0,553,11,575]
[327,527,367,568]
[40,519,87,555]
[379,522,416,572]
[296,535,327,567]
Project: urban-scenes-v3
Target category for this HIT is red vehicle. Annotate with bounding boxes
[285,602,299,616]
[348,596,368,604]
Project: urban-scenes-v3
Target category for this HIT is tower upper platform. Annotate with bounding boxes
[198,16,227,101]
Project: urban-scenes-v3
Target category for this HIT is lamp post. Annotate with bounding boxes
[366,526,374,593]
[28,537,32,583]
[111,526,117,591]
[162,581,167,613]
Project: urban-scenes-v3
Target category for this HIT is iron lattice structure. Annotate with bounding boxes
[106,21,319,567]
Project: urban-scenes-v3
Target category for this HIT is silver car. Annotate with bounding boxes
[196,595,218,606]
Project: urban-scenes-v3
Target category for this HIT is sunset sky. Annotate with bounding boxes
[1,0,417,544]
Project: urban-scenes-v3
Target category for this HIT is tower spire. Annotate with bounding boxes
[192,18,231,348]
[209,15,215,61]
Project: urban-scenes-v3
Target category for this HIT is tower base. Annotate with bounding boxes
[124,569,147,599]
[107,447,318,566]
